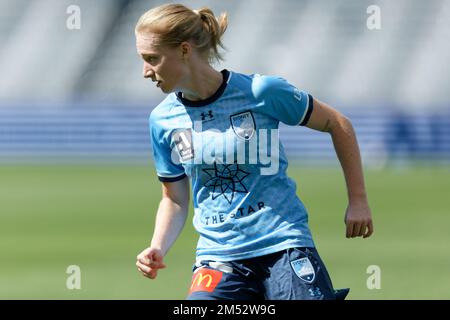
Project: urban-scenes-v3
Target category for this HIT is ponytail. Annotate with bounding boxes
[135,4,228,63]
[195,7,228,62]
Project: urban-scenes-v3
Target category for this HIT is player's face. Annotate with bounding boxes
[136,32,186,93]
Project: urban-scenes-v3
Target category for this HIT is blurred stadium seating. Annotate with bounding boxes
[0,0,449,165]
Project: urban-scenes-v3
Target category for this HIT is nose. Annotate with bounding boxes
[143,62,154,79]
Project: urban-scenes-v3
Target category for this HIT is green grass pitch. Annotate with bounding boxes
[0,164,449,299]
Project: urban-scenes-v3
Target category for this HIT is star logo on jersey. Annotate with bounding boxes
[202,162,250,204]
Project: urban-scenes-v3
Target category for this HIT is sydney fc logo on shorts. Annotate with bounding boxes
[291,257,316,283]
[230,111,255,140]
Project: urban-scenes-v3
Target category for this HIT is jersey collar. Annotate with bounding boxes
[176,69,230,107]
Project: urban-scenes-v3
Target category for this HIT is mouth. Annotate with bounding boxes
[155,80,162,88]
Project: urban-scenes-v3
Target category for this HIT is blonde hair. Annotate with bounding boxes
[135,3,228,63]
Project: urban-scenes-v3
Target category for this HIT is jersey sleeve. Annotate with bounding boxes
[149,112,187,182]
[254,75,314,126]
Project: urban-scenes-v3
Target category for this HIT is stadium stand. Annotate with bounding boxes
[0,0,448,165]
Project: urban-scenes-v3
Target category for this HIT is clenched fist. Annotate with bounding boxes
[136,247,167,279]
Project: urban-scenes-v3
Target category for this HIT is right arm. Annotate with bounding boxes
[136,176,190,279]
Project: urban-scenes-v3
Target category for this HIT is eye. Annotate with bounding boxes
[144,55,159,65]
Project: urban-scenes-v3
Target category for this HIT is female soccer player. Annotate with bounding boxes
[135,3,373,300]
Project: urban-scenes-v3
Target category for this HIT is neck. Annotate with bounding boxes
[179,64,223,101]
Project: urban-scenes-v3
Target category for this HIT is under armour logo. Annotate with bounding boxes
[201,110,214,122]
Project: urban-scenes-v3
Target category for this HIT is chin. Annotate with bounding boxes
[162,85,176,94]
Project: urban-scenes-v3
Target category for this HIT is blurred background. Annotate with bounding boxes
[0,0,449,299]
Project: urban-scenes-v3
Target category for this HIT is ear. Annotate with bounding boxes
[180,41,192,60]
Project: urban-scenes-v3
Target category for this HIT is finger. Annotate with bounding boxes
[136,261,152,274]
[137,263,159,279]
[137,266,152,279]
[358,222,368,237]
[149,261,167,269]
[354,222,367,237]
[150,251,165,263]
[148,269,158,279]
[138,267,150,278]
[346,223,352,238]
[346,222,354,238]
[363,221,374,238]
[137,250,152,262]
[138,256,151,265]
[351,222,362,238]
[138,257,166,269]
[147,252,166,268]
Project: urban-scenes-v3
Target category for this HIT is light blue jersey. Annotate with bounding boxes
[149,70,315,262]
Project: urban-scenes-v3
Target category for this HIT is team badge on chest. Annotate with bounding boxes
[230,111,255,140]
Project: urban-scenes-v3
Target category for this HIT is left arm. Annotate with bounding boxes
[305,97,374,238]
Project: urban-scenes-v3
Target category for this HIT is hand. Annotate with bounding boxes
[136,247,167,279]
[344,201,374,238]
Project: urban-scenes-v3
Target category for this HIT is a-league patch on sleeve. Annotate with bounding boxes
[188,267,223,294]
[173,128,195,162]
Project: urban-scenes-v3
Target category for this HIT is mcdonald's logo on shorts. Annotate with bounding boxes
[188,267,223,294]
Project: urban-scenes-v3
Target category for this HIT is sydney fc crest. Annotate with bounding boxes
[291,257,316,283]
[230,111,255,140]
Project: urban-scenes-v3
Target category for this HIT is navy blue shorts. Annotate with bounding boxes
[187,247,349,300]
